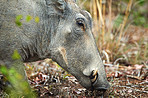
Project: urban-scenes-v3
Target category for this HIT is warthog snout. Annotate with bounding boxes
[89,70,110,91]
[83,65,110,91]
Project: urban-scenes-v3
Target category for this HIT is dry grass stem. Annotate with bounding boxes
[96,0,104,26]
[117,0,133,46]
[108,0,112,34]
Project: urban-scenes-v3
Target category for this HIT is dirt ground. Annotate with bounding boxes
[23,58,147,98]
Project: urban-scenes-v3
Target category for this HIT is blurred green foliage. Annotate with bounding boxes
[26,15,33,22]
[0,66,36,98]
[11,50,21,60]
[15,15,23,26]
[35,16,40,23]
[0,50,36,98]
[80,0,148,28]
[133,12,148,28]
[113,0,148,28]
[113,14,124,29]
[15,15,40,26]
[131,0,148,28]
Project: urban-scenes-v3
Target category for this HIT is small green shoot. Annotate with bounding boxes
[15,15,23,26]
[11,50,21,60]
[26,15,33,22]
[35,16,40,23]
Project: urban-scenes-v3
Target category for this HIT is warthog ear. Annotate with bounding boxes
[46,0,67,16]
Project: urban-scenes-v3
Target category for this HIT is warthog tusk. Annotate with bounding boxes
[91,75,97,83]
[92,70,98,76]
[90,70,98,83]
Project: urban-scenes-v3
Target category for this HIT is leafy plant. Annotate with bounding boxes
[0,50,36,98]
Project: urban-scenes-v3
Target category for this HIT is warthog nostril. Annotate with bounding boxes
[89,70,98,84]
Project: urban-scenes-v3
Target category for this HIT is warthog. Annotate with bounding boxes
[0,0,110,91]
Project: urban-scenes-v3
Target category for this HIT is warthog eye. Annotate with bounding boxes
[76,18,85,30]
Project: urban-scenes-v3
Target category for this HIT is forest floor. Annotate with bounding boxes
[23,57,147,98]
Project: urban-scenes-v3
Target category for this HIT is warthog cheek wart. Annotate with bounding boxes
[58,47,68,65]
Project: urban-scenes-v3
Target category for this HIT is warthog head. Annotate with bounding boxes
[47,0,110,91]
[0,0,110,93]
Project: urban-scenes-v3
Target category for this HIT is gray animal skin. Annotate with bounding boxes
[0,0,110,91]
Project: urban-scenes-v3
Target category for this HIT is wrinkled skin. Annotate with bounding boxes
[0,0,110,91]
